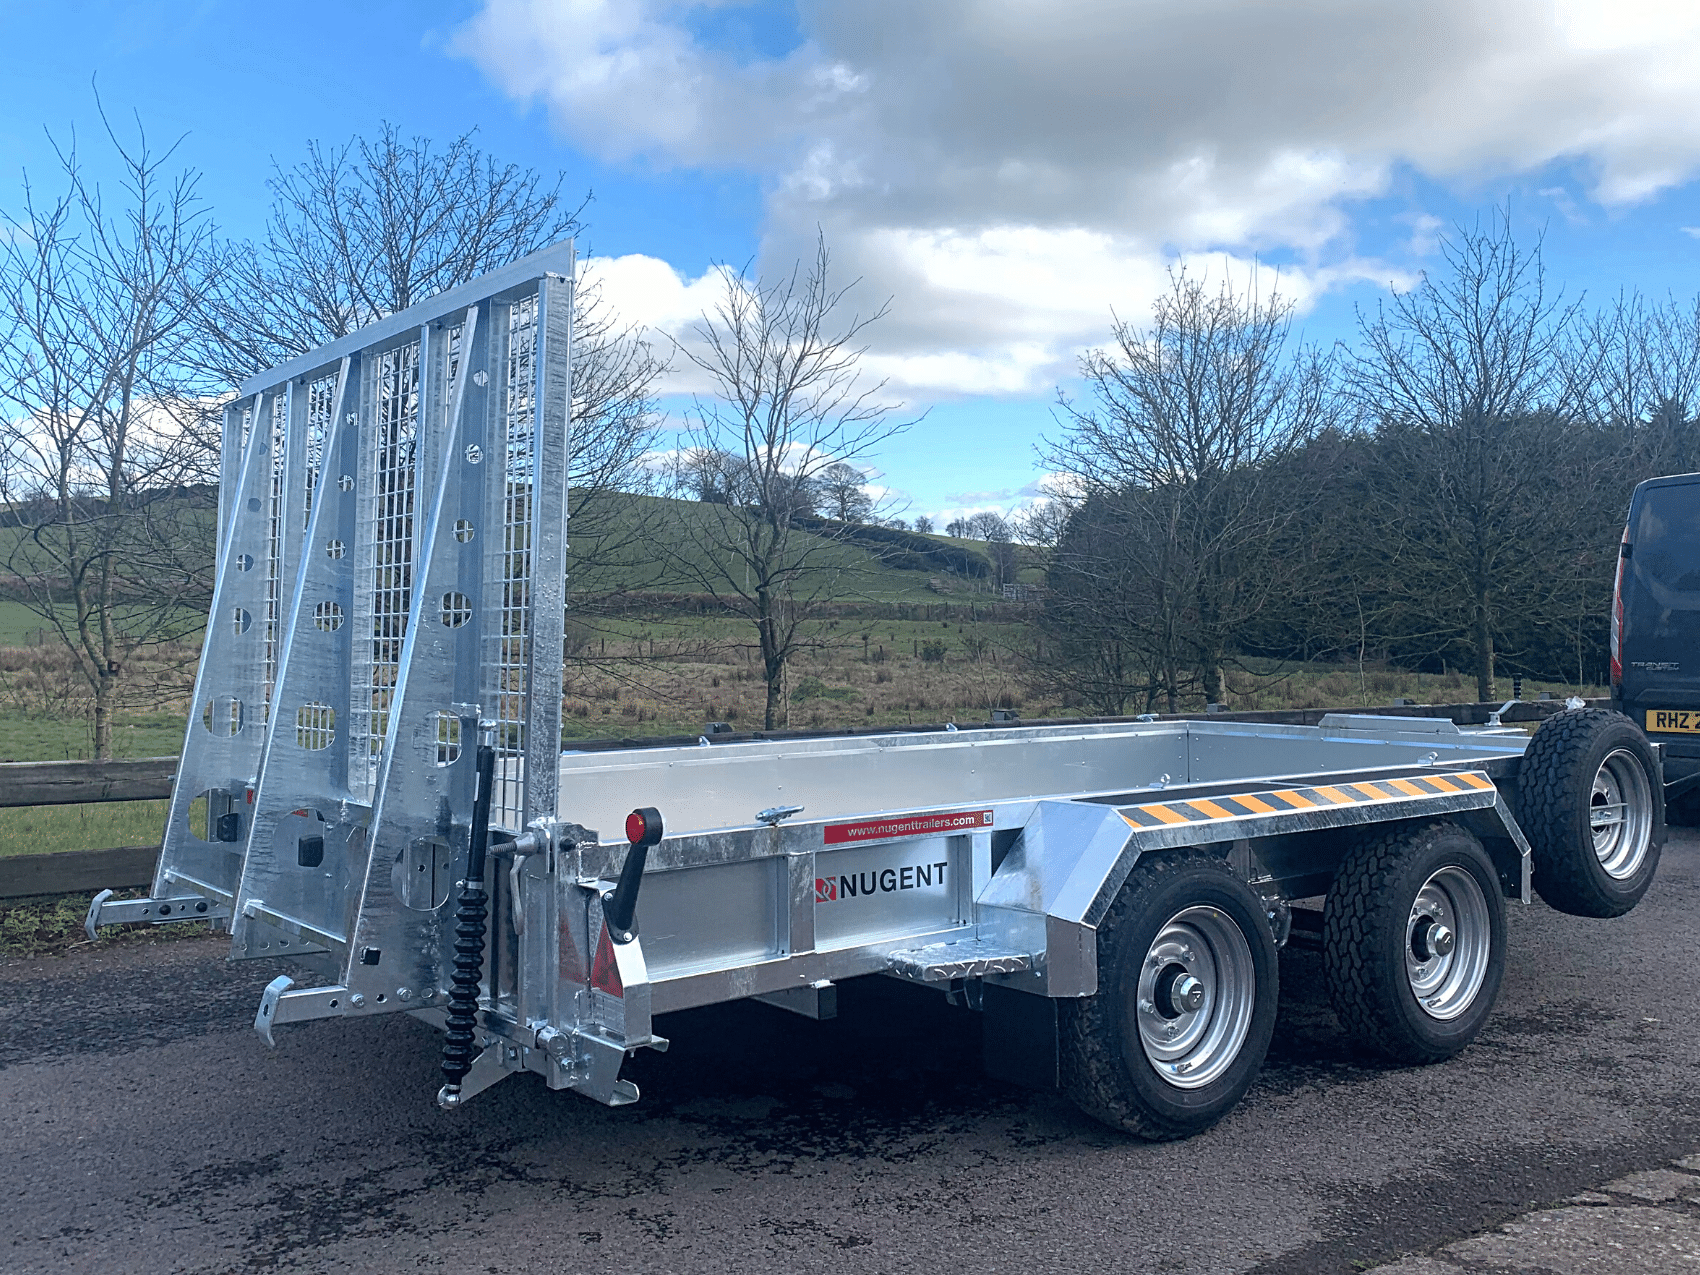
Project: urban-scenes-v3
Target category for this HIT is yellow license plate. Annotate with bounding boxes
[1646,709,1700,733]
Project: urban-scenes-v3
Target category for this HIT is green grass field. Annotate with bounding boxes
[0,601,53,646]
[0,705,180,861]
[0,709,185,763]
[566,490,1009,602]
[0,799,167,859]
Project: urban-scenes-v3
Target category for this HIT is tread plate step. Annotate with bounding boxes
[886,939,1034,982]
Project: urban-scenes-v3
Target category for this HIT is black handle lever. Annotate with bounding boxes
[602,807,662,943]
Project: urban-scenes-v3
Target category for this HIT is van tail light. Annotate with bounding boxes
[1610,525,1627,689]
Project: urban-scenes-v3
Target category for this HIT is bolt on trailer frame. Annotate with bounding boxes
[91,245,1664,1132]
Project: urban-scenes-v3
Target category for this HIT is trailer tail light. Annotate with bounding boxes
[626,807,663,847]
[1610,524,1627,689]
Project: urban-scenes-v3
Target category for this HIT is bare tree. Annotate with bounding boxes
[1346,213,1585,701]
[1045,267,1334,707]
[196,123,580,372]
[667,238,917,729]
[956,512,1019,589]
[961,511,1009,540]
[0,111,222,756]
[1568,291,1700,475]
[913,514,934,534]
[1025,489,1159,714]
[816,460,873,522]
[196,123,666,532]
[1012,495,1071,554]
[1640,297,1700,473]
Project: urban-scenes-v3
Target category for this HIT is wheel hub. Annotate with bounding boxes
[1410,918,1455,962]
[1135,906,1256,1090]
[1152,964,1206,1017]
[1591,748,1654,881]
[1405,867,1491,1021]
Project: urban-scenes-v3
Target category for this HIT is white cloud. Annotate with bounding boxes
[460,0,1700,395]
[578,252,728,393]
[581,253,726,332]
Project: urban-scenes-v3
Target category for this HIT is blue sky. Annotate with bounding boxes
[5,0,1700,524]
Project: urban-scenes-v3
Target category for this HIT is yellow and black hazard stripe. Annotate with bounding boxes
[1119,770,1495,830]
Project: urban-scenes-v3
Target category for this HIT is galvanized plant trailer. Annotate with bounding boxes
[89,244,1668,1139]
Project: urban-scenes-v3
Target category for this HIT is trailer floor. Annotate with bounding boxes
[4,830,1698,1275]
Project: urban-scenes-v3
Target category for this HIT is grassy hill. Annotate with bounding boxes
[565,490,1005,603]
[0,487,1038,759]
[0,488,1025,647]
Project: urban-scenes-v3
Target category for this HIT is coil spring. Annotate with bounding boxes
[440,880,489,1088]
[441,744,497,1094]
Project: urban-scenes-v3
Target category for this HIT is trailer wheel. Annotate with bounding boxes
[1060,850,1277,1141]
[1519,709,1663,918]
[1324,820,1505,1064]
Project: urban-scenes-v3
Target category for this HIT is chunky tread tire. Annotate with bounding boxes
[1060,850,1278,1141]
[1323,820,1506,1065]
[1519,709,1663,918]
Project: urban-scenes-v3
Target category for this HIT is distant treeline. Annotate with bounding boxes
[1030,218,1696,714]
[792,515,992,578]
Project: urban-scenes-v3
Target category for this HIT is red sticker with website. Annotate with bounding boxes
[822,808,993,846]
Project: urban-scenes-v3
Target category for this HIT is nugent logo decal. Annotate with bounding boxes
[816,860,947,903]
[822,808,993,846]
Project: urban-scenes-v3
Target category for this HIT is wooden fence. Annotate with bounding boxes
[0,756,176,807]
[0,697,1607,901]
[0,757,174,900]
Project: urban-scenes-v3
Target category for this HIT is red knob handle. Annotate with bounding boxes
[625,807,663,846]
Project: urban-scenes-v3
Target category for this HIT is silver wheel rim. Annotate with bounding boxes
[1135,905,1257,1090]
[1591,748,1654,880]
[1405,866,1491,1021]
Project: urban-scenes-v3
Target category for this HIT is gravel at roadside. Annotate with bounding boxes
[1374,1155,1700,1273]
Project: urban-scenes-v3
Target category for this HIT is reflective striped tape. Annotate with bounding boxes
[1120,770,1494,830]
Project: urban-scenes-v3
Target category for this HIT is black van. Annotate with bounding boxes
[1615,473,1700,813]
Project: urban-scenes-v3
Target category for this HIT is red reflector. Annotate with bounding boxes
[625,810,647,844]
[591,926,623,996]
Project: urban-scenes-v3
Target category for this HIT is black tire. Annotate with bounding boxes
[1060,850,1278,1141]
[1324,820,1506,1065]
[1519,709,1664,918]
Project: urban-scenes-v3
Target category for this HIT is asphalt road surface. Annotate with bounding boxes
[4,830,1699,1275]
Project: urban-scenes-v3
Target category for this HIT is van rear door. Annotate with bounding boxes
[1620,474,1700,791]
